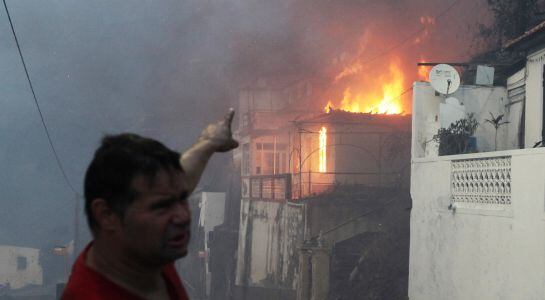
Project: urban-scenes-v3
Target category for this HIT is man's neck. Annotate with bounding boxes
[86,240,167,296]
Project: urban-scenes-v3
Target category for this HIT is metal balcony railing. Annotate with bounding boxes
[242,174,292,201]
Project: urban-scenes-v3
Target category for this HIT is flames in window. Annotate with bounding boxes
[319,126,327,173]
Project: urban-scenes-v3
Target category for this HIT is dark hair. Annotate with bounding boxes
[84,133,182,232]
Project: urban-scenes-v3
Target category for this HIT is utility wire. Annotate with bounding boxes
[352,0,463,69]
[309,196,400,240]
[3,0,79,196]
[326,0,460,107]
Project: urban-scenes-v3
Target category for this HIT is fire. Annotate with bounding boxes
[335,62,362,82]
[418,56,431,81]
[319,126,327,173]
[326,61,406,115]
[324,100,334,113]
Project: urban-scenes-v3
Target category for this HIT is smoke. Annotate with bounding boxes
[0,0,488,256]
[217,0,490,111]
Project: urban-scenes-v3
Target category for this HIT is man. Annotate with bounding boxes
[62,109,238,299]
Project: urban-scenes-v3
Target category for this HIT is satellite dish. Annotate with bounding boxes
[429,64,460,95]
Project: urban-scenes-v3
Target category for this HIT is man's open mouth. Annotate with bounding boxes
[167,232,189,247]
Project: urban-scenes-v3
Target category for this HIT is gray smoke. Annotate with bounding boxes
[0,0,487,253]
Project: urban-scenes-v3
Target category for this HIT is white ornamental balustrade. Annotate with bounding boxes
[451,156,511,206]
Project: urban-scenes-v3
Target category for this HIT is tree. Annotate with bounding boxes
[485,112,509,151]
[479,0,542,47]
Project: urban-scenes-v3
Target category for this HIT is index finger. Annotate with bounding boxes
[224,108,235,126]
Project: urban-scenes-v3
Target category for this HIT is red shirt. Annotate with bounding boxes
[62,244,189,300]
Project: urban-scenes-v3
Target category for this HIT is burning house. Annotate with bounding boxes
[231,76,412,299]
[292,110,411,197]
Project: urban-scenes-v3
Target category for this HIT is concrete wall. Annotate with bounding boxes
[199,192,226,296]
[412,82,510,158]
[235,198,304,291]
[0,246,43,289]
[409,148,545,299]
[235,198,252,286]
[298,118,410,190]
[505,68,526,149]
[199,192,226,239]
[524,48,545,147]
[305,197,383,245]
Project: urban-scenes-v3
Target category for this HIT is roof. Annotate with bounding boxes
[295,110,411,130]
[504,20,545,49]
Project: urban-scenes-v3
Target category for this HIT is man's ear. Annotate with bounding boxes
[90,198,121,232]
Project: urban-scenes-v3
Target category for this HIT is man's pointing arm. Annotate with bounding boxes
[179,108,239,193]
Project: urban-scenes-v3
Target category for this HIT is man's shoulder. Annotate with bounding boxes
[62,245,142,300]
[62,273,102,300]
[62,244,188,300]
[162,264,189,300]
[62,266,111,300]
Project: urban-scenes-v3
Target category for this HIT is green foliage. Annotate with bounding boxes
[480,0,542,46]
[485,112,509,150]
[484,112,509,129]
[433,113,479,156]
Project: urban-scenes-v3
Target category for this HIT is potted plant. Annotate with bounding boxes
[433,113,479,156]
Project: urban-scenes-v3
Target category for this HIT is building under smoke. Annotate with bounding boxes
[223,77,411,300]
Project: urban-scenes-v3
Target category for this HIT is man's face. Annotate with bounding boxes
[117,168,191,266]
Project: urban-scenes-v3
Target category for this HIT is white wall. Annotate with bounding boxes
[412,82,509,158]
[409,148,545,299]
[505,68,526,149]
[412,82,441,158]
[199,192,226,295]
[235,198,251,286]
[524,48,545,147]
[235,198,304,289]
[0,246,43,289]
[199,192,226,239]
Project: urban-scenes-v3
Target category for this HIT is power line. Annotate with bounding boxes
[354,0,463,68]
[3,0,79,196]
[308,196,400,241]
[327,1,460,107]
[391,85,413,101]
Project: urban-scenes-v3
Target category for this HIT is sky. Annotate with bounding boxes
[0,0,490,250]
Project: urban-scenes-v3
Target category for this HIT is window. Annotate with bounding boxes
[242,113,251,129]
[254,142,288,175]
[242,144,250,175]
[17,256,27,270]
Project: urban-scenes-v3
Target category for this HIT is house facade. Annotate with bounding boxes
[409,21,545,299]
[0,245,43,290]
[233,78,412,299]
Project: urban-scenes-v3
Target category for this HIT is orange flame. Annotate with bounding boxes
[324,100,334,113]
[326,61,406,115]
[418,56,431,81]
[335,62,362,82]
[319,126,327,173]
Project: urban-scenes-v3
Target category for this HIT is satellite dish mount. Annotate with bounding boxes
[429,64,460,96]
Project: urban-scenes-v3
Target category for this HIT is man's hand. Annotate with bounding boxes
[198,108,239,152]
[180,108,239,193]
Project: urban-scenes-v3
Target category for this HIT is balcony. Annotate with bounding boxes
[242,174,292,201]
[242,171,404,201]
